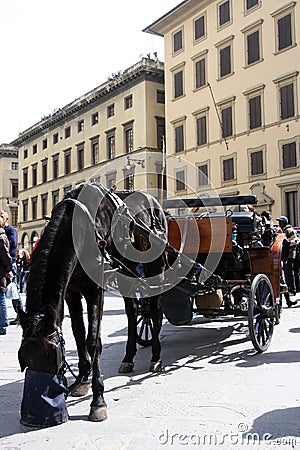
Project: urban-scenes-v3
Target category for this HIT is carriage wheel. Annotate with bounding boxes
[136,298,163,347]
[248,274,275,353]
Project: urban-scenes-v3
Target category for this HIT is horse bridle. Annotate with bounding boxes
[19,314,66,376]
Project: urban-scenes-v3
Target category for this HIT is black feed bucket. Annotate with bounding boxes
[20,369,68,427]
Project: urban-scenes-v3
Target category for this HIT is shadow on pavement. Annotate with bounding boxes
[246,406,300,441]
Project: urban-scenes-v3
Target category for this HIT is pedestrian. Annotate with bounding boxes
[0,210,24,323]
[276,215,299,305]
[0,213,13,335]
[19,250,30,293]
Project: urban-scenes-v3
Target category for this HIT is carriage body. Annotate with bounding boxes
[157,195,284,352]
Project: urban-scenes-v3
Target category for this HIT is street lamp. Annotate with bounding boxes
[126,155,145,170]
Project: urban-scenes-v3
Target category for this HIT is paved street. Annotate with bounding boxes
[0,291,299,449]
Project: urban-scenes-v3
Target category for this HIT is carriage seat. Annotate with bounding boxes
[229,212,256,234]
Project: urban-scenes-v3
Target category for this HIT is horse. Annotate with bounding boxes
[18,181,167,422]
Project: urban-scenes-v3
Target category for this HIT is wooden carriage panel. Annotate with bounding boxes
[248,234,284,301]
[167,217,232,254]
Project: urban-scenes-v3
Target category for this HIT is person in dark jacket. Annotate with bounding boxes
[277,215,299,305]
[0,214,13,335]
[0,210,24,323]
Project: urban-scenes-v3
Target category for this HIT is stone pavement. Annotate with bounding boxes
[0,292,299,449]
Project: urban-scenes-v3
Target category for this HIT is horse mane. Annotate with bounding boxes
[26,184,85,314]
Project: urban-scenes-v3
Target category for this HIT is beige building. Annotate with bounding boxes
[145,0,300,225]
[12,58,165,250]
[0,144,19,227]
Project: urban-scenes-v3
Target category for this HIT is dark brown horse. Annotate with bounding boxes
[18,182,167,422]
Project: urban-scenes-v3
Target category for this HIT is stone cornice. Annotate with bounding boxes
[12,58,164,146]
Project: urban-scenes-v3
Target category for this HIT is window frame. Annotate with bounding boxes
[197,161,210,189]
[193,13,206,43]
[175,168,186,192]
[64,149,71,175]
[106,129,116,160]
[279,136,300,175]
[193,50,208,90]
[77,143,85,171]
[272,3,296,54]
[91,112,99,125]
[242,19,263,67]
[172,28,184,54]
[217,97,235,139]
[216,36,234,79]
[248,145,266,180]
[42,159,48,183]
[244,0,260,15]
[217,0,232,30]
[273,71,298,122]
[221,153,237,185]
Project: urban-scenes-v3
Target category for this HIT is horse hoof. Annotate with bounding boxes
[88,405,108,422]
[68,381,91,397]
[149,359,163,373]
[118,362,134,373]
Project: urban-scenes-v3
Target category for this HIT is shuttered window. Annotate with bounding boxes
[246,0,258,10]
[194,16,205,40]
[195,58,206,89]
[220,45,231,77]
[173,30,183,52]
[197,116,207,146]
[249,95,262,129]
[176,170,185,191]
[198,164,208,186]
[175,125,184,153]
[250,150,263,175]
[221,106,233,138]
[174,71,183,98]
[223,158,234,181]
[219,1,230,26]
[280,83,294,119]
[247,30,260,64]
[282,142,297,169]
[278,14,292,51]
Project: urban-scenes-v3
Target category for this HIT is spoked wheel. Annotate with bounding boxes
[248,274,275,353]
[136,298,163,347]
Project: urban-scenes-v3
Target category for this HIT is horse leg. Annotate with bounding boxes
[149,296,163,373]
[86,293,107,422]
[118,297,137,373]
[65,292,91,397]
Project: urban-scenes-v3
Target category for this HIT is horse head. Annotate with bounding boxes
[18,304,65,375]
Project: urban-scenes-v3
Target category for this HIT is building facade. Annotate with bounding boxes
[12,58,165,250]
[145,0,300,225]
[0,144,19,227]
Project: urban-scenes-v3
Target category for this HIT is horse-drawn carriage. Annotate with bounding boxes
[136,194,284,354]
[17,184,285,425]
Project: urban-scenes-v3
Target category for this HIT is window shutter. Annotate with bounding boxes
[220,46,231,77]
[223,158,234,181]
[282,142,297,168]
[175,125,184,152]
[280,84,294,119]
[195,16,205,40]
[174,71,183,98]
[197,116,207,145]
[278,14,292,50]
[249,95,262,129]
[251,151,263,175]
[196,59,206,88]
[221,106,233,137]
[247,30,259,64]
